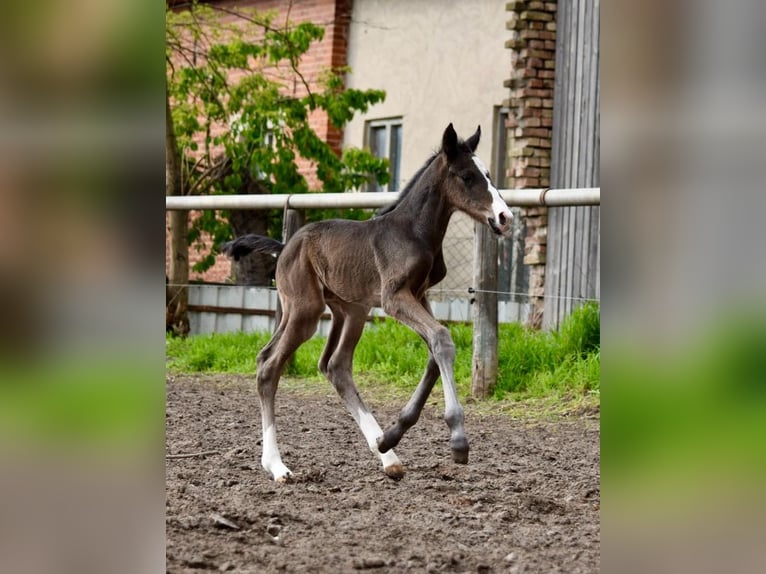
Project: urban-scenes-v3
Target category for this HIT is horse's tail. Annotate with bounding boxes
[221,235,285,261]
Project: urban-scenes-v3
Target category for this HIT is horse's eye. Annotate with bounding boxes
[460,173,474,185]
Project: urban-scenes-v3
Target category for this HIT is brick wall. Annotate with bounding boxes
[167,0,352,283]
[504,0,557,326]
[207,0,351,157]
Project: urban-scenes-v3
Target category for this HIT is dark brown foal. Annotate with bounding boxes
[223,123,512,482]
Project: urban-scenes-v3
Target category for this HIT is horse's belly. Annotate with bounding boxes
[321,274,381,307]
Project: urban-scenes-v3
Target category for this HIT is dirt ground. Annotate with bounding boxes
[166,375,600,573]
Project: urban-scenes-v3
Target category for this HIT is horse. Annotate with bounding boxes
[222,123,512,482]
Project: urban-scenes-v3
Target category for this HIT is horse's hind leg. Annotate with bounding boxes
[378,356,439,453]
[378,298,441,453]
[320,302,404,479]
[257,299,323,482]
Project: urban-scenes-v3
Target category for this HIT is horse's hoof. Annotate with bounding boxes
[450,435,469,464]
[451,448,469,465]
[384,463,405,480]
[274,472,293,484]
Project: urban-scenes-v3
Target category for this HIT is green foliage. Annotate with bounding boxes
[165,304,601,401]
[166,2,389,270]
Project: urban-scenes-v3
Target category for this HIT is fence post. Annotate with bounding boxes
[274,207,304,329]
[471,223,499,398]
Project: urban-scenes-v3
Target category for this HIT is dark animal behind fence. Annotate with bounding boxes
[222,123,512,482]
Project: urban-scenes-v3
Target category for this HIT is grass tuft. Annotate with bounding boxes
[556,301,601,358]
[493,302,600,398]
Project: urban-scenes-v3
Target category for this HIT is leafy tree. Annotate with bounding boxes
[165,1,389,292]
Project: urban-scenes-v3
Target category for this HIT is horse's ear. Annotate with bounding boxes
[442,123,459,159]
[466,125,481,153]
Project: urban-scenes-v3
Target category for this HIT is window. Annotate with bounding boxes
[365,118,403,192]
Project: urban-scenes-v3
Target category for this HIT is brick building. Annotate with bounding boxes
[166,0,354,283]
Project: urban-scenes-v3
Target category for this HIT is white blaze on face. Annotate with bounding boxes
[472,155,512,235]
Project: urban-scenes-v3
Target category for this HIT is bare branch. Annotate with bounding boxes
[208,1,318,104]
[186,155,232,196]
[208,4,280,34]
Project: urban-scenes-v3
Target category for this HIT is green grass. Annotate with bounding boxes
[496,301,600,397]
[166,303,600,403]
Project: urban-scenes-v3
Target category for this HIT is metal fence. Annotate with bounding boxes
[168,187,599,336]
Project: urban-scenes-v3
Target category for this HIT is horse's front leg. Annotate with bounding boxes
[382,292,469,464]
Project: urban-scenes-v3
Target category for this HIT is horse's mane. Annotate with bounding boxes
[374,151,439,217]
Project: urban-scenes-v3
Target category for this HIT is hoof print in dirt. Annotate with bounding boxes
[301,468,327,483]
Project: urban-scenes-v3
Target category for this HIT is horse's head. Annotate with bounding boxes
[440,123,513,237]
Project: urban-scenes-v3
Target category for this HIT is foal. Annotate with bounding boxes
[223,124,512,482]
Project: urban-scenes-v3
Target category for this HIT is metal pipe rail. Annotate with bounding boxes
[165,187,600,210]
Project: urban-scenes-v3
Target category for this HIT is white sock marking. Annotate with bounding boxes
[358,409,401,469]
[262,424,291,480]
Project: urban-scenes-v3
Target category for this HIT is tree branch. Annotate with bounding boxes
[186,155,232,196]
[208,2,317,104]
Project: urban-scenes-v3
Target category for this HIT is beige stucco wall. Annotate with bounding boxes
[343,0,510,296]
[343,0,509,183]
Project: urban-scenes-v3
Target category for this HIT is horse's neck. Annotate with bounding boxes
[392,178,453,250]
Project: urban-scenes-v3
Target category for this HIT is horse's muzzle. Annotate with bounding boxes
[488,213,512,237]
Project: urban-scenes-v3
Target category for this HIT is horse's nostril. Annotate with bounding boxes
[498,213,508,226]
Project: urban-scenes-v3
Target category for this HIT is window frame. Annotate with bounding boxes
[364,117,403,192]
